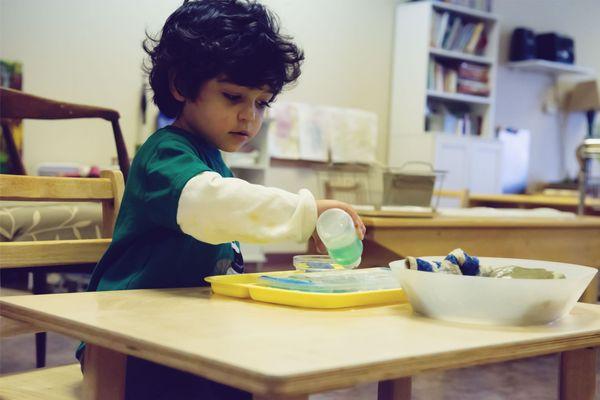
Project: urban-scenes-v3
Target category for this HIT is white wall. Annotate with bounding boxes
[494,0,600,184]
[0,0,394,173]
[0,0,179,172]
[1,0,599,187]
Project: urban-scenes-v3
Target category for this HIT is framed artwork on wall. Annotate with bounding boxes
[0,60,24,174]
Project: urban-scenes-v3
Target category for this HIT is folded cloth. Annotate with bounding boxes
[405,248,492,276]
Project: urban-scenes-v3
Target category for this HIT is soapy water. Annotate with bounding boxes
[258,268,399,293]
[327,238,363,268]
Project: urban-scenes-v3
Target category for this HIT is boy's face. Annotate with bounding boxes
[173,76,273,152]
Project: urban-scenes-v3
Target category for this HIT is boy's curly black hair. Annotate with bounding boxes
[143,0,304,118]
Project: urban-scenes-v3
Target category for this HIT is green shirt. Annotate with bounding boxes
[88,126,241,292]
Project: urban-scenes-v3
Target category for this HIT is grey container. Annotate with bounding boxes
[316,162,445,210]
[381,162,445,208]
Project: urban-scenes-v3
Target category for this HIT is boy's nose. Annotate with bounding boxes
[239,104,256,122]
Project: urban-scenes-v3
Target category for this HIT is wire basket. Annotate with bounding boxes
[316,162,446,210]
[316,164,374,207]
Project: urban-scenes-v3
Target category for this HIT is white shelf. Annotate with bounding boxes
[430,1,498,21]
[427,89,491,105]
[429,47,493,64]
[507,60,595,76]
[389,1,501,193]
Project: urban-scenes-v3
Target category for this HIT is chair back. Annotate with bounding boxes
[0,170,124,269]
[0,88,130,179]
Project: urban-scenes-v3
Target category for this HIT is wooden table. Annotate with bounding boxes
[360,214,600,304]
[1,288,600,399]
[468,193,600,215]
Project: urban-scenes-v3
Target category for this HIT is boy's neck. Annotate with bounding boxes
[168,122,218,152]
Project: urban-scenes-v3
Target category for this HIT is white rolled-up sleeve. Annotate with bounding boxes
[176,171,317,245]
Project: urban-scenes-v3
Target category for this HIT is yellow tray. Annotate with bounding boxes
[204,270,407,309]
[204,271,291,298]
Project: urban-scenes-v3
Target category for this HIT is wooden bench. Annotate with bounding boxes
[0,363,82,399]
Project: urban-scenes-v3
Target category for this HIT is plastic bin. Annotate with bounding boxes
[316,162,446,210]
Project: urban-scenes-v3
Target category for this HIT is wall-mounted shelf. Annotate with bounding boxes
[507,60,595,76]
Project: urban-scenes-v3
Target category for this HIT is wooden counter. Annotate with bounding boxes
[360,213,600,303]
[468,193,600,215]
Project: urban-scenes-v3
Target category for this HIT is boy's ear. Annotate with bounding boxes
[168,70,186,102]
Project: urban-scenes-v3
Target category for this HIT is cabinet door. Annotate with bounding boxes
[469,140,503,194]
[434,136,470,190]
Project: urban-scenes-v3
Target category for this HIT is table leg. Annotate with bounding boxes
[559,347,597,400]
[378,377,412,400]
[83,344,127,400]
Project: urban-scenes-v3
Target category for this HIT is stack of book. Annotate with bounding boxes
[431,11,488,55]
[425,103,483,136]
[428,60,489,97]
[457,61,489,96]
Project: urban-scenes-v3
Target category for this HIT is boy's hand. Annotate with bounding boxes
[312,200,366,254]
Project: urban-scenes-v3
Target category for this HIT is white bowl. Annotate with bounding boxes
[389,257,597,326]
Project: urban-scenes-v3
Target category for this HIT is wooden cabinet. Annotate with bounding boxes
[391,133,502,193]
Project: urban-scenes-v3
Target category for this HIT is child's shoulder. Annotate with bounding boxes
[137,127,200,156]
[131,126,221,174]
[147,126,195,146]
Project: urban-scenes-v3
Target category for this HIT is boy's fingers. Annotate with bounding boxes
[346,209,366,240]
[355,223,366,240]
[312,232,327,254]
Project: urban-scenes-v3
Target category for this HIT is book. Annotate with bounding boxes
[431,12,442,47]
[444,69,458,92]
[453,22,474,52]
[436,12,450,47]
[443,16,463,50]
[458,62,489,82]
[427,59,436,89]
[474,28,488,55]
[465,22,485,53]
[457,78,490,96]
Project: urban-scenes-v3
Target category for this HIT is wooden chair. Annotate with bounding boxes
[0,170,124,368]
[0,363,82,400]
[0,87,130,180]
[433,189,470,208]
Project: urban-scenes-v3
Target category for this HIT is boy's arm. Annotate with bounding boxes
[176,171,317,244]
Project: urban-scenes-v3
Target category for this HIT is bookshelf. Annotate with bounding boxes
[388,0,502,193]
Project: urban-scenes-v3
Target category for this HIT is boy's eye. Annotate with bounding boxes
[256,101,271,110]
[223,92,242,102]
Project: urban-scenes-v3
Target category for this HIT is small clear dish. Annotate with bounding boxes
[293,255,344,271]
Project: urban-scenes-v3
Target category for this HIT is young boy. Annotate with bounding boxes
[78,1,365,398]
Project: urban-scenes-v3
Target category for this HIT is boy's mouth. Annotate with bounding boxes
[229,131,250,137]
